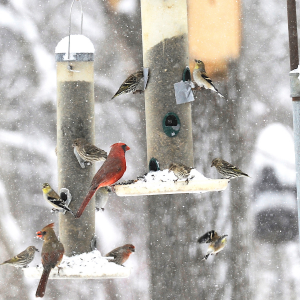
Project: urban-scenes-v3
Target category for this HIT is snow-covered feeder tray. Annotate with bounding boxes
[114,169,229,196]
[23,250,130,279]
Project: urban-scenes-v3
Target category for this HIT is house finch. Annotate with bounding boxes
[111,71,144,99]
[198,230,228,261]
[42,183,74,216]
[211,158,250,179]
[36,223,64,298]
[75,143,130,218]
[105,244,135,266]
[1,246,38,268]
[193,59,224,98]
[72,138,107,168]
[168,163,193,183]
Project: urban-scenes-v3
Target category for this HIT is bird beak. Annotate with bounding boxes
[126,145,130,151]
[132,248,135,252]
[36,231,43,239]
[194,59,197,62]
[210,163,213,167]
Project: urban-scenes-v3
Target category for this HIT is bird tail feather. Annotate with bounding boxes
[36,268,51,298]
[75,189,96,218]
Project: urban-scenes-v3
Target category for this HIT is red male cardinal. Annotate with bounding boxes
[75,143,130,218]
[35,223,64,298]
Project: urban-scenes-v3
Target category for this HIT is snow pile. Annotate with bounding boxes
[23,250,130,279]
[115,169,228,196]
[55,34,95,54]
[139,169,208,183]
[290,65,300,80]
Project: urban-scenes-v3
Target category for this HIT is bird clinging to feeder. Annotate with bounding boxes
[72,138,107,168]
[193,59,224,98]
[111,71,144,99]
[198,230,228,261]
[211,158,250,179]
[42,183,74,216]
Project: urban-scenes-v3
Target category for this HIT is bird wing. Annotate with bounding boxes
[198,231,215,244]
[84,144,107,157]
[201,73,218,91]
[90,157,126,190]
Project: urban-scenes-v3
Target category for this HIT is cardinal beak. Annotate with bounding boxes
[36,231,43,239]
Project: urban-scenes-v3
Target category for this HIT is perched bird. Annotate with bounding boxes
[75,143,130,218]
[168,163,193,183]
[36,223,64,298]
[111,71,144,99]
[193,59,224,98]
[211,158,250,179]
[1,246,38,268]
[105,244,135,266]
[198,230,228,261]
[72,138,107,168]
[42,183,74,216]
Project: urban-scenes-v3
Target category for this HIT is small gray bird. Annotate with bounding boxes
[198,230,228,261]
[211,158,250,179]
[193,59,224,98]
[1,246,39,268]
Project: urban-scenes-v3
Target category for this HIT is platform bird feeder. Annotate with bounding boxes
[114,0,229,197]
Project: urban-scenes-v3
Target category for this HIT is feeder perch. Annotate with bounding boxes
[114,169,229,197]
[162,112,181,137]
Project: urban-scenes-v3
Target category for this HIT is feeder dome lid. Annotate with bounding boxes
[55,34,95,54]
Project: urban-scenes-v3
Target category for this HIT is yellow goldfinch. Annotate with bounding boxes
[193,59,224,98]
[198,230,228,261]
[42,183,74,216]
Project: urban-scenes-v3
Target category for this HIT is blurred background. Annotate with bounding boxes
[0,0,299,299]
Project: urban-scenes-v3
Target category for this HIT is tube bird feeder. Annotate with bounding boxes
[55,34,96,256]
[115,0,229,196]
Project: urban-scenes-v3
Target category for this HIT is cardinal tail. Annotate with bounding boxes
[75,189,96,218]
[36,268,51,298]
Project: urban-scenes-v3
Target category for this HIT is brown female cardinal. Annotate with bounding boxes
[35,223,64,298]
[75,143,130,218]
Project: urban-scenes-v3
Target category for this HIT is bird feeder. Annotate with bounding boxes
[115,0,229,196]
[23,0,130,280]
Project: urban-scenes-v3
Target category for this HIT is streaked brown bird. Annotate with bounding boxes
[1,246,39,268]
[111,71,144,99]
[36,223,64,298]
[105,244,135,266]
[211,158,250,179]
[72,138,107,167]
[198,230,228,261]
[168,163,193,183]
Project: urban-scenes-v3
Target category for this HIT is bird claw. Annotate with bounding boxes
[57,266,62,275]
[132,90,144,94]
